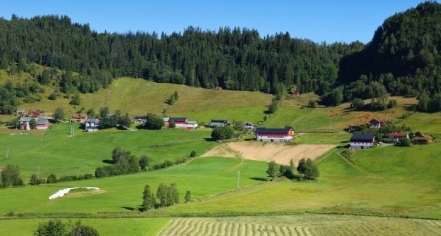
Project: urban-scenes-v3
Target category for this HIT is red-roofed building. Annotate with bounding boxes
[255,127,294,142]
[70,113,88,123]
[367,119,387,128]
[28,110,44,117]
[387,132,409,142]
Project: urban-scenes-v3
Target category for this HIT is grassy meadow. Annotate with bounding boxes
[0,123,217,178]
[0,218,170,236]
[0,75,440,235]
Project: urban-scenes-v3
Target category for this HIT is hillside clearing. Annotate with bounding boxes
[201,142,335,165]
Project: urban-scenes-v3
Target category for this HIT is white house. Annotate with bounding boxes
[350,134,375,149]
[255,127,294,142]
[85,118,100,132]
[184,121,198,130]
[210,119,228,127]
[19,117,33,130]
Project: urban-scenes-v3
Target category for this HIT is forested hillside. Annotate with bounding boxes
[338,1,441,111]
[0,1,440,113]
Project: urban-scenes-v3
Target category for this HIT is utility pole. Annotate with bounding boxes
[37,166,40,179]
[237,170,240,189]
[6,146,9,158]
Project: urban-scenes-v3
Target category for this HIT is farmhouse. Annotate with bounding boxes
[19,117,33,130]
[85,118,99,132]
[184,121,198,130]
[28,109,44,117]
[133,116,147,124]
[210,119,228,127]
[368,119,387,128]
[164,117,187,128]
[350,134,375,149]
[255,127,294,142]
[36,119,51,130]
[387,132,409,142]
[15,109,26,116]
[244,122,255,130]
[70,113,88,123]
[413,134,433,144]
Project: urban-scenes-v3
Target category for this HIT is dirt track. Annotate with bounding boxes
[201,142,335,165]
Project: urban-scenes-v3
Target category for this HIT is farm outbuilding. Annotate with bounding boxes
[255,127,294,142]
[350,134,375,149]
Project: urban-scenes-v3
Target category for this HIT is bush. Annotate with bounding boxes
[211,126,235,141]
[307,100,318,108]
[190,150,197,157]
[48,92,57,100]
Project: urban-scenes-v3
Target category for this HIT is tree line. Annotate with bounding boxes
[141,183,191,211]
[1,2,441,113]
[266,158,319,181]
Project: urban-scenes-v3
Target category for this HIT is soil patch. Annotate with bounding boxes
[201,142,335,165]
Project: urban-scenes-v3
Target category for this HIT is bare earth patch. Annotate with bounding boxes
[201,142,335,165]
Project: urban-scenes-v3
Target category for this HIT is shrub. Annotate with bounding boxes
[190,150,197,157]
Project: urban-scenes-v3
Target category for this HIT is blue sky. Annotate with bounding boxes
[0,0,432,44]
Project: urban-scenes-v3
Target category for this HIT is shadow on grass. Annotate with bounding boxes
[102,159,114,164]
[122,206,135,211]
[250,177,268,182]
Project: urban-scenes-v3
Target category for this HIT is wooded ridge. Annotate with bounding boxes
[0,1,440,112]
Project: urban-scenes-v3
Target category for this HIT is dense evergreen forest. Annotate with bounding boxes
[0,1,440,113]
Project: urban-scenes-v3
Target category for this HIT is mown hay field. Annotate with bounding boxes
[158,215,441,236]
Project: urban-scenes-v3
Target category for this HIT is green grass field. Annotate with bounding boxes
[0,75,440,235]
[0,218,170,236]
[0,123,217,178]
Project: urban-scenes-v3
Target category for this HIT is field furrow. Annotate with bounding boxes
[157,219,179,236]
[237,223,246,236]
[217,222,228,236]
[245,223,254,236]
[280,226,290,236]
[183,218,197,235]
[194,219,210,236]
[226,221,234,235]
[294,226,304,236]
[272,225,283,236]
[301,226,313,236]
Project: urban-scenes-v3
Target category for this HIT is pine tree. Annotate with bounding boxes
[142,184,155,211]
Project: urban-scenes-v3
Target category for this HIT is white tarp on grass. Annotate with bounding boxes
[48,187,100,200]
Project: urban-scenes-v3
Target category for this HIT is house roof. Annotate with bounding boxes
[85,118,99,123]
[134,116,147,120]
[169,117,187,122]
[36,119,49,125]
[350,134,375,142]
[388,132,408,137]
[186,121,198,125]
[255,127,292,134]
[19,117,33,122]
[368,119,386,124]
[211,119,228,123]
[72,113,87,118]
